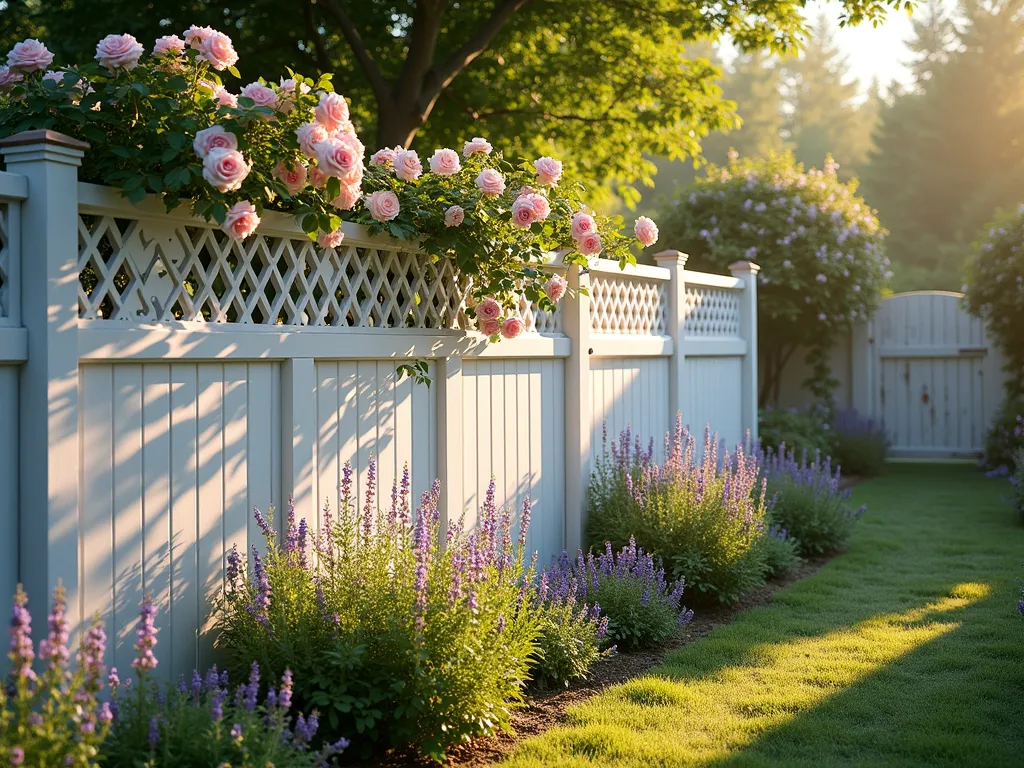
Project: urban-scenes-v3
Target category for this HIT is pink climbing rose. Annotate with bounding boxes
[463,137,492,157]
[393,149,423,182]
[202,148,251,193]
[370,147,397,167]
[222,201,261,241]
[193,125,238,159]
[479,318,501,337]
[315,134,364,185]
[199,31,238,71]
[545,274,568,302]
[444,205,465,228]
[7,39,54,72]
[240,82,278,112]
[634,216,659,247]
[317,230,345,249]
[428,148,461,176]
[570,212,596,242]
[296,122,330,158]
[183,25,214,48]
[314,92,350,133]
[331,183,361,211]
[501,317,525,339]
[475,168,505,197]
[578,232,602,257]
[533,156,563,186]
[94,34,144,72]
[477,297,502,322]
[366,190,400,222]
[272,160,307,197]
[153,35,185,57]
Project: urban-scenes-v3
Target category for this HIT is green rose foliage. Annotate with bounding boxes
[0,34,647,337]
[658,152,889,403]
[964,206,1024,401]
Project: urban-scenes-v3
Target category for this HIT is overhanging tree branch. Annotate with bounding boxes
[319,0,392,105]
[303,1,330,72]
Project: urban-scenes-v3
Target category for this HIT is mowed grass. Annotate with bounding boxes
[504,463,1024,767]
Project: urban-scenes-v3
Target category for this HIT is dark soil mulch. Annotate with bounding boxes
[377,553,834,768]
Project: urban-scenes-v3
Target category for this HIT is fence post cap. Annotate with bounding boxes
[654,249,689,265]
[0,129,90,152]
[728,260,761,274]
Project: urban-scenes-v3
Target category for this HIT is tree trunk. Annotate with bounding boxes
[374,100,430,149]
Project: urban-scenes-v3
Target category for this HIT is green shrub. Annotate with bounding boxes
[831,408,889,477]
[587,421,770,607]
[759,407,833,458]
[761,447,864,557]
[757,524,802,579]
[530,594,611,690]
[982,398,1024,474]
[216,461,541,763]
[1010,449,1024,519]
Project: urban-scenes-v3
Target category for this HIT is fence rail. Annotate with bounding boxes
[0,131,758,679]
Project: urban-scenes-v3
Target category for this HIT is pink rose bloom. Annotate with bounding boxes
[202,148,251,193]
[153,35,185,57]
[314,92,350,132]
[183,25,214,49]
[477,297,501,322]
[545,274,568,302]
[428,148,461,176]
[276,77,309,113]
[534,156,563,186]
[193,125,237,159]
[370,148,397,167]
[200,80,237,108]
[444,205,465,228]
[634,216,659,247]
[317,229,345,249]
[200,31,238,71]
[315,133,365,185]
[222,201,261,241]
[94,34,144,72]
[479,318,501,337]
[42,70,63,84]
[393,149,423,182]
[0,66,24,92]
[331,183,361,211]
[366,190,400,222]
[511,195,538,228]
[272,159,307,196]
[308,165,328,189]
[570,212,596,242]
[578,232,602,257]
[7,39,53,72]
[240,82,278,112]
[518,192,550,221]
[296,121,330,158]
[475,168,505,197]
[463,136,492,158]
[501,317,525,340]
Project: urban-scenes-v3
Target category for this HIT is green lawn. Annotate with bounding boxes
[504,463,1024,767]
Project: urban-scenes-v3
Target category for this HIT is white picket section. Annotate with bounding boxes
[0,131,759,676]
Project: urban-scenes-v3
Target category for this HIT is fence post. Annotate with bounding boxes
[281,357,317,531]
[563,264,591,554]
[655,250,689,430]
[435,355,463,538]
[729,260,761,445]
[0,130,88,629]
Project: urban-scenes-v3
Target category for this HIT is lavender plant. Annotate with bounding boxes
[216,461,542,763]
[543,539,693,653]
[529,575,612,690]
[760,445,865,556]
[587,419,771,606]
[756,523,802,579]
[981,399,1024,475]
[1,584,112,767]
[831,408,889,478]
[103,597,345,767]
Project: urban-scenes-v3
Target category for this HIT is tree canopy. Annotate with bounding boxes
[1,0,913,200]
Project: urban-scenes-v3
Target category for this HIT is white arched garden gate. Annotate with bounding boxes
[861,291,1006,458]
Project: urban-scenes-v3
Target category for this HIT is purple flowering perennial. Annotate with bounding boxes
[132,595,158,673]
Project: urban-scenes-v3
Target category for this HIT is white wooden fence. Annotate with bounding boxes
[0,130,758,679]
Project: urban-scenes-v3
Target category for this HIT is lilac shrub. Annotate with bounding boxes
[0,584,111,767]
[587,419,771,606]
[543,539,693,653]
[102,597,344,768]
[216,460,542,762]
[761,445,865,556]
[831,408,889,478]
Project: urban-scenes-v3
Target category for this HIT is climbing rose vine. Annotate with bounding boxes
[0,31,657,339]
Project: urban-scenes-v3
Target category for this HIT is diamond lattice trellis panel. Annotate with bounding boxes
[683,286,741,337]
[589,274,667,336]
[517,293,561,334]
[0,204,9,319]
[77,215,471,329]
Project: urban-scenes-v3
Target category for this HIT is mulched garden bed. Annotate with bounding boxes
[377,553,834,768]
